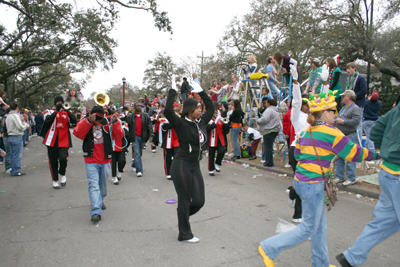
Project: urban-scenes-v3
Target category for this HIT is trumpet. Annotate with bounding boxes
[121,121,127,128]
[94,92,110,106]
[63,103,70,110]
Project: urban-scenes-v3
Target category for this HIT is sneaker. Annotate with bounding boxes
[117,171,122,181]
[0,162,3,165]
[286,189,295,208]
[343,180,357,186]
[13,172,26,176]
[292,218,303,223]
[249,155,257,160]
[284,163,291,168]
[209,171,215,176]
[258,246,275,267]
[152,149,156,153]
[225,152,229,156]
[260,160,266,164]
[53,180,61,189]
[91,214,101,222]
[137,172,142,177]
[228,153,234,157]
[102,203,106,210]
[132,167,136,172]
[182,237,200,243]
[112,176,119,185]
[333,178,345,183]
[215,164,221,172]
[166,175,172,180]
[206,152,208,157]
[5,168,11,174]
[60,175,67,186]
[336,253,353,267]
[230,155,240,161]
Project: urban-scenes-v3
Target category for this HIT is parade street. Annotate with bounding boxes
[0,134,399,267]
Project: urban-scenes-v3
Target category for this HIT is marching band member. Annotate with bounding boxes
[41,96,77,189]
[160,114,179,180]
[111,118,129,185]
[73,106,124,223]
[206,108,228,176]
[150,110,160,153]
[165,76,214,243]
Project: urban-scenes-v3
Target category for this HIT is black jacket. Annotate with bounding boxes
[164,89,214,162]
[126,112,153,142]
[180,81,191,94]
[40,111,77,147]
[229,109,244,124]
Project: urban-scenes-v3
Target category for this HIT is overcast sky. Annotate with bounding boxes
[71,0,251,98]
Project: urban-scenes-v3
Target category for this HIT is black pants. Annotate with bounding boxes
[208,146,224,171]
[263,131,278,167]
[170,158,205,241]
[288,146,302,219]
[151,132,159,150]
[47,145,69,181]
[112,151,126,177]
[163,147,179,175]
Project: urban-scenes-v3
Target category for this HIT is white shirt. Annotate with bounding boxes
[247,127,262,140]
[290,82,309,146]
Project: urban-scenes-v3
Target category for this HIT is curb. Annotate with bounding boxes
[230,158,381,199]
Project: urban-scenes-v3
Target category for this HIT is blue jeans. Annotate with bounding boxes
[3,137,11,171]
[8,136,23,176]
[260,180,329,267]
[182,92,188,101]
[268,82,280,99]
[343,169,400,266]
[231,127,242,157]
[263,131,278,167]
[363,120,375,150]
[131,135,144,173]
[336,132,358,182]
[85,163,109,216]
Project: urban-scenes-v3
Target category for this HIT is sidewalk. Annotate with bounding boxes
[230,156,381,200]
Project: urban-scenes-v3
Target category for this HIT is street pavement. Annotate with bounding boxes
[0,133,399,267]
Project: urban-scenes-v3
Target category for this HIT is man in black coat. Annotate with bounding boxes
[180,77,191,102]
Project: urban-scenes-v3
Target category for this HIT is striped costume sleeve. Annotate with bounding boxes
[331,134,378,163]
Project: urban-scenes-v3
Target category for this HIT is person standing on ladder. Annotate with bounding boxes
[305,58,323,95]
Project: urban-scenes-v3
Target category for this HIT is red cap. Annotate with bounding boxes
[370,90,379,101]
[173,102,179,107]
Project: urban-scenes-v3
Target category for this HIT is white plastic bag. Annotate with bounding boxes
[275,218,297,234]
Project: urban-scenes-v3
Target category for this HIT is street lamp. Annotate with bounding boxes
[122,77,126,106]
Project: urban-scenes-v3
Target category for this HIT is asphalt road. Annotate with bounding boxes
[0,133,399,267]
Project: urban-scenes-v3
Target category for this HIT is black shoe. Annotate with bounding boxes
[230,156,240,161]
[13,172,26,176]
[91,214,101,222]
[102,203,106,210]
[249,155,257,160]
[336,253,353,267]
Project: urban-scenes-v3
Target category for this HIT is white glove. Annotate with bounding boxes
[290,64,298,81]
[190,80,203,93]
[321,64,329,82]
[171,75,177,91]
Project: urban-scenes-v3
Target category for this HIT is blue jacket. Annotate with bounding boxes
[353,75,367,108]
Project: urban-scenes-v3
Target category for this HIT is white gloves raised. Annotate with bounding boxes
[321,64,329,82]
[190,79,203,93]
[171,75,177,91]
[290,64,298,81]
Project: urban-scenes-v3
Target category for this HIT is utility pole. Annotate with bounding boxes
[197,51,209,86]
[366,0,374,96]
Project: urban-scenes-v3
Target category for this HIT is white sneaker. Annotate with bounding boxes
[343,180,357,186]
[183,237,200,243]
[206,152,208,157]
[284,163,291,168]
[137,172,142,177]
[166,175,172,180]
[286,189,295,208]
[0,162,3,165]
[215,164,221,172]
[5,168,11,174]
[228,153,234,157]
[53,180,60,189]
[117,171,122,181]
[333,178,345,183]
[292,218,303,223]
[225,153,228,156]
[112,176,119,185]
[152,149,156,153]
[260,160,266,164]
[132,167,136,172]
[209,171,214,176]
[60,175,67,186]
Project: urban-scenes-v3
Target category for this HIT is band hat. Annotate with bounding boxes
[340,90,356,97]
[54,96,64,106]
[312,58,321,64]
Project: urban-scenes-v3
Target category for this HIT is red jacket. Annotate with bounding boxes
[282,108,295,145]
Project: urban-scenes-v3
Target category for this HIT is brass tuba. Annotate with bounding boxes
[94,92,110,106]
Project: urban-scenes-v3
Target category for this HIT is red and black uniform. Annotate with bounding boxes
[150,114,160,151]
[160,117,179,176]
[111,121,129,177]
[206,118,228,171]
[41,109,77,182]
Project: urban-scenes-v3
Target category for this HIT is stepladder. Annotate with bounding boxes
[278,74,293,108]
